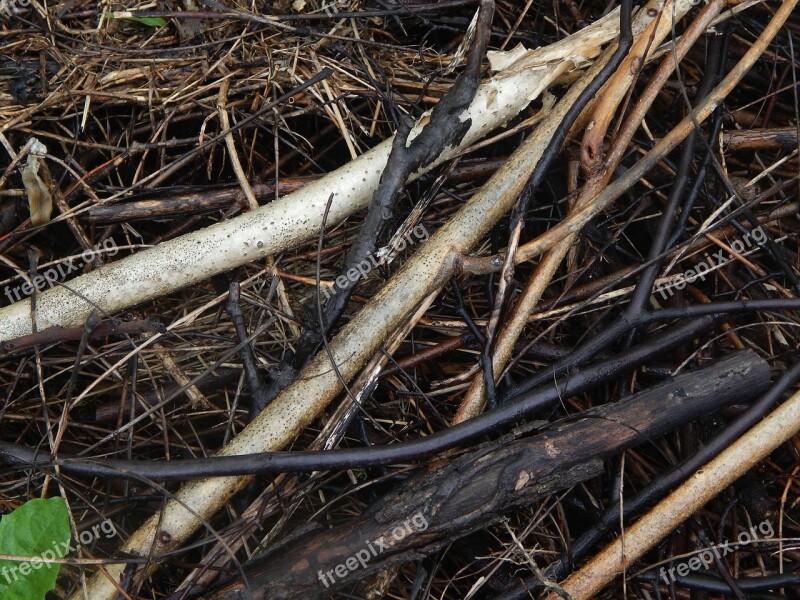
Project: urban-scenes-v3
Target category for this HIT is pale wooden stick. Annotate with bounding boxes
[543,383,800,599]
[0,20,619,343]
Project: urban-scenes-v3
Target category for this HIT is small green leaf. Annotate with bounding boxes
[0,497,71,600]
[123,16,168,27]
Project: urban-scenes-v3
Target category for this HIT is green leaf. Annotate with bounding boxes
[123,16,168,27]
[0,497,71,600]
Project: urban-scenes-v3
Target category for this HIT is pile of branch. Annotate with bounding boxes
[1,1,799,599]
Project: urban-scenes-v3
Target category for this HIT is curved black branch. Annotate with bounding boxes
[0,314,715,479]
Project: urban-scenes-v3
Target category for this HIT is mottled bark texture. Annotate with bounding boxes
[205,350,770,600]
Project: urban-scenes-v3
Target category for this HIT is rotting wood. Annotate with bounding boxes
[202,350,770,600]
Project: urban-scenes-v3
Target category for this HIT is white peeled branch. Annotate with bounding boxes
[0,10,621,342]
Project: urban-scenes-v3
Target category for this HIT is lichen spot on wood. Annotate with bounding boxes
[544,439,559,457]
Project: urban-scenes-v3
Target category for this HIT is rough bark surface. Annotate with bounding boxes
[204,350,770,600]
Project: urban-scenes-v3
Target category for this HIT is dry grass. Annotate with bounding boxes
[1,1,799,599]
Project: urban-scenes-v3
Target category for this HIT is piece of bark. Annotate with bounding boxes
[203,350,770,600]
[722,126,799,151]
[85,182,305,224]
[0,317,163,355]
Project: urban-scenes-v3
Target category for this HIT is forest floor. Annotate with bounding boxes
[1,1,800,599]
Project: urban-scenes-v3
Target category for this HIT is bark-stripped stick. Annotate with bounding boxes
[0,13,622,343]
[178,290,441,592]
[543,382,800,600]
